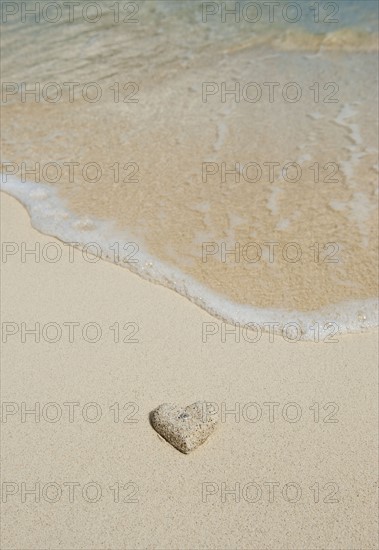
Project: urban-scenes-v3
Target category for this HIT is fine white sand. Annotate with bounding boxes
[1,192,378,549]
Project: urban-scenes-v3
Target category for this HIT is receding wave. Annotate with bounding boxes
[1,175,377,340]
[1,0,378,339]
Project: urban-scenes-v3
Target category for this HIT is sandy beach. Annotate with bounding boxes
[1,191,378,549]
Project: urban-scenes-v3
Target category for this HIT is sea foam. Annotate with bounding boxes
[1,175,377,341]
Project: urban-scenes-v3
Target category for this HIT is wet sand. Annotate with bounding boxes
[1,192,378,549]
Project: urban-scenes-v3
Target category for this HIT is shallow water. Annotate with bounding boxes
[1,0,378,338]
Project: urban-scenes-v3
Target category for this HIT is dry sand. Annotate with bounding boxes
[1,191,378,549]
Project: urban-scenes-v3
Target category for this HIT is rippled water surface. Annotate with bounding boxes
[1,0,378,337]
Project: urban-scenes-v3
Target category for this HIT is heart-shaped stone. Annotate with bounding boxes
[151,402,218,453]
